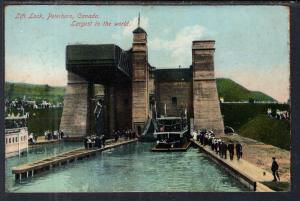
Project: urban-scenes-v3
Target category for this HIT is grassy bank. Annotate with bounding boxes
[221,103,289,131]
[238,115,290,150]
[221,103,290,150]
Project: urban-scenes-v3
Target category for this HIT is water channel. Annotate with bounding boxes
[6,142,248,192]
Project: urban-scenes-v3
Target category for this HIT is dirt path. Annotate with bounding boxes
[220,134,290,182]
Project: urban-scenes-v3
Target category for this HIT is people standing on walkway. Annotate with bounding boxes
[211,138,216,151]
[203,134,208,146]
[199,132,204,145]
[228,141,235,160]
[95,136,103,148]
[223,143,228,159]
[84,137,88,149]
[236,142,243,160]
[114,130,119,142]
[60,130,64,139]
[216,139,221,155]
[220,142,227,159]
[271,157,280,182]
[101,135,106,148]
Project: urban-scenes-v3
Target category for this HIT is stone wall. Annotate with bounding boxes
[155,81,192,117]
[60,72,93,138]
[131,32,149,133]
[115,84,132,130]
[192,41,224,135]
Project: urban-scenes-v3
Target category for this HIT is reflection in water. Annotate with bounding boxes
[6,142,248,192]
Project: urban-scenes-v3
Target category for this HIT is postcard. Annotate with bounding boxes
[4,4,290,194]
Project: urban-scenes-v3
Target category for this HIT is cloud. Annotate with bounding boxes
[149,25,205,67]
[111,16,149,50]
[122,16,149,36]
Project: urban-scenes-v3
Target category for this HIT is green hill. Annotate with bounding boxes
[5,82,65,103]
[216,78,276,102]
[5,78,275,103]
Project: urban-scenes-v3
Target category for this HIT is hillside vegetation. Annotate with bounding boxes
[5,78,276,104]
[221,103,289,131]
[216,78,276,102]
[238,115,290,150]
[5,80,290,149]
[221,103,290,150]
[5,82,65,103]
[7,107,62,135]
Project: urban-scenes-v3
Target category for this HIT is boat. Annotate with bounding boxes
[152,116,191,152]
[5,114,29,158]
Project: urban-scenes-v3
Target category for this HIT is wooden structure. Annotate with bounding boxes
[12,139,137,181]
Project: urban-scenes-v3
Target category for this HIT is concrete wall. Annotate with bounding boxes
[115,84,132,130]
[60,72,93,138]
[155,81,192,117]
[149,70,155,95]
[192,41,224,135]
[104,86,116,136]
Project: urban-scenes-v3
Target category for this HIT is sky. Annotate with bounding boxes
[5,5,290,102]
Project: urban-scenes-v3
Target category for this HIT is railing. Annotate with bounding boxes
[5,127,28,134]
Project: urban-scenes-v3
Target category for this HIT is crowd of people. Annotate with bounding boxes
[195,129,243,160]
[83,128,137,149]
[5,98,63,111]
[84,135,106,149]
[44,130,64,141]
[27,130,64,145]
[195,129,281,182]
[267,108,290,120]
[113,129,137,142]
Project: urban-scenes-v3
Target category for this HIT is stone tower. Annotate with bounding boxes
[131,20,149,135]
[60,72,93,139]
[192,41,224,135]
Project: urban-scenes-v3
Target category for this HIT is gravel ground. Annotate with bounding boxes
[220,134,290,182]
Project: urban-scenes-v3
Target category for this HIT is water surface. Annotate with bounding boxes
[6,142,248,192]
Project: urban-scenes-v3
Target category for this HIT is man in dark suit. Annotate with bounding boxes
[271,157,280,182]
[236,142,242,160]
[228,141,234,160]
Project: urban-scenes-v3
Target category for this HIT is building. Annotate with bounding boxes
[5,115,29,158]
[60,20,224,139]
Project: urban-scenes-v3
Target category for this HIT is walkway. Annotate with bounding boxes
[29,136,60,147]
[220,134,290,182]
[191,139,274,192]
[12,138,137,181]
